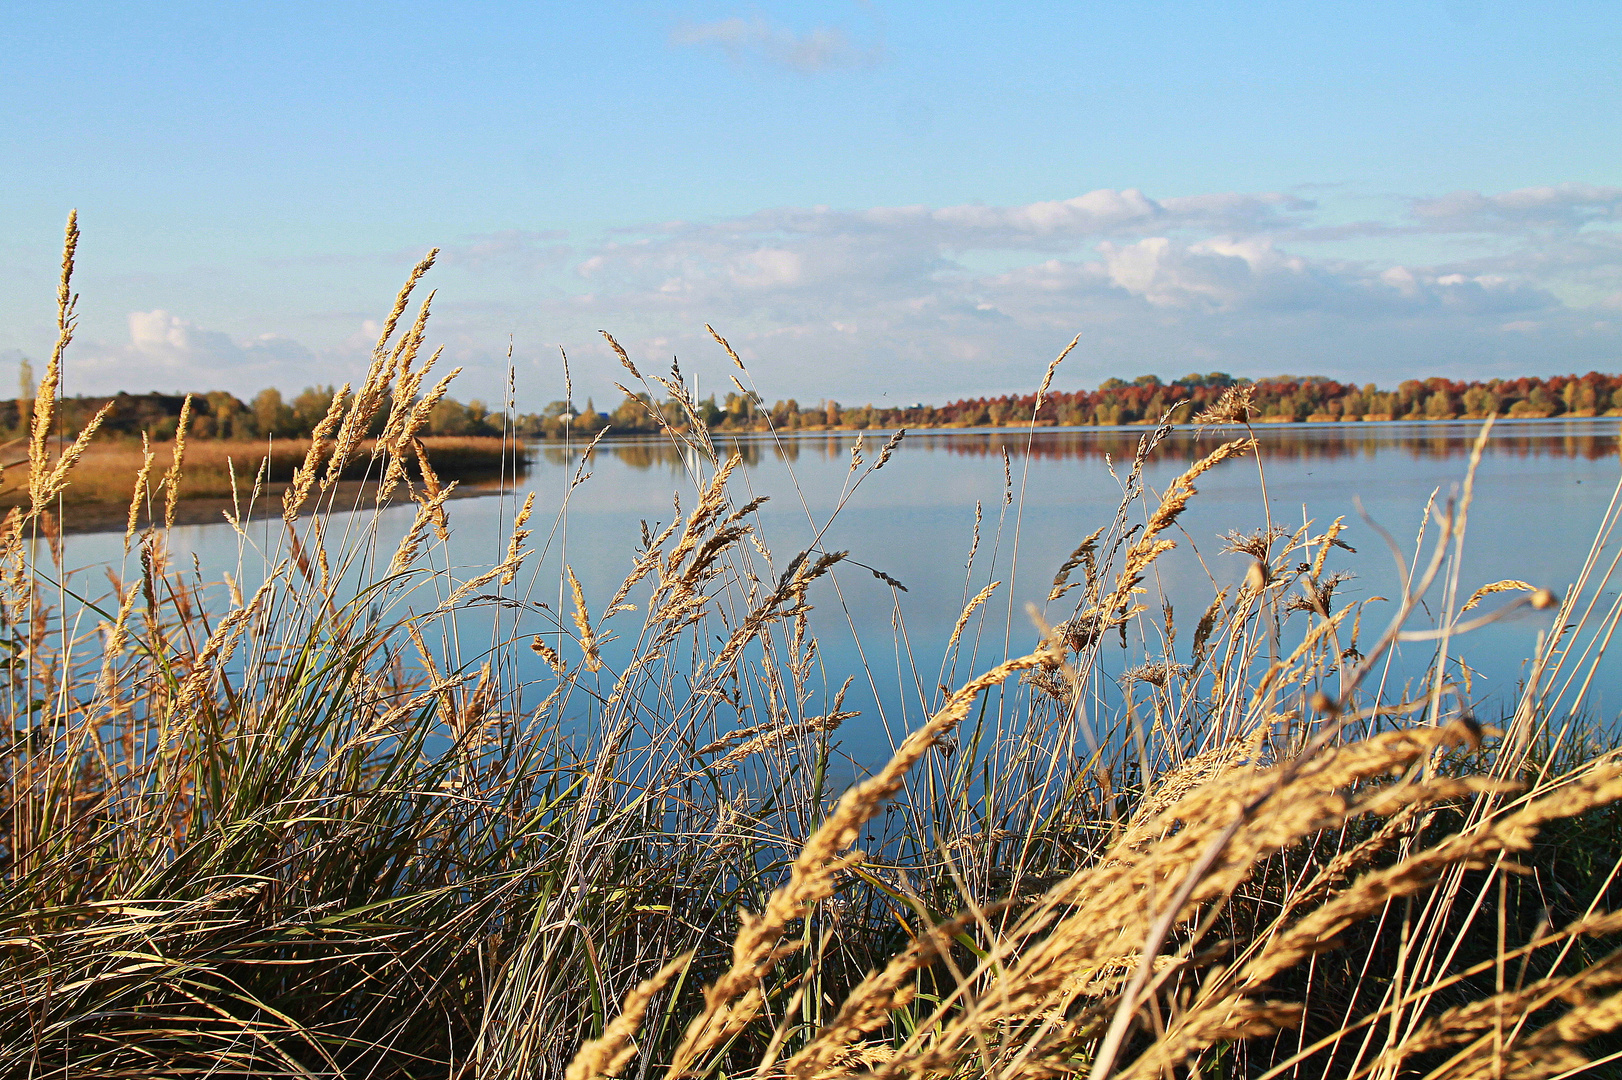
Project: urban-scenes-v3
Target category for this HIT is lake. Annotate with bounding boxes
[60,417,1622,768]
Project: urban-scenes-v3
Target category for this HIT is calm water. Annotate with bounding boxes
[62,418,1622,765]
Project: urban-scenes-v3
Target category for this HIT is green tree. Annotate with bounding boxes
[1462,386,1499,418]
[429,398,474,435]
[204,391,249,439]
[771,399,801,427]
[1565,379,1599,415]
[612,393,654,431]
[292,386,337,433]
[252,388,295,437]
[1510,385,1559,417]
[1397,380,1426,416]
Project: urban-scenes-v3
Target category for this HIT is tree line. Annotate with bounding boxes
[5,369,1621,443]
[0,381,518,442]
[533,370,1622,437]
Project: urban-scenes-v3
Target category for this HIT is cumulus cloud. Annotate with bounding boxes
[549,188,1566,324]
[1089,235,1555,317]
[670,16,881,73]
[1097,237,1309,309]
[71,311,322,396]
[553,189,1315,314]
[469,184,1618,400]
[36,183,1622,406]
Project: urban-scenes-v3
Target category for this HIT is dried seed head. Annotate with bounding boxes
[1194,383,1255,425]
[600,330,640,379]
[530,636,567,675]
[568,565,603,672]
[162,396,193,529]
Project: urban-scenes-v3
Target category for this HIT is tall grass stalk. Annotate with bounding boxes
[5,218,1622,1080]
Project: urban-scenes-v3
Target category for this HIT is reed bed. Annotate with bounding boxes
[5,217,1622,1080]
[0,434,521,506]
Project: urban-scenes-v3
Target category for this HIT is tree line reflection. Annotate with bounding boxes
[530,419,1622,471]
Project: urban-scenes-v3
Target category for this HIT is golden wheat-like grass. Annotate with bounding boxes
[12,214,1622,1080]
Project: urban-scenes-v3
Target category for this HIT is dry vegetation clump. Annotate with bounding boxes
[6,216,1622,1080]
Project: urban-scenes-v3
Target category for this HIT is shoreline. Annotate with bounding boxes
[5,478,509,537]
[0,435,523,536]
[19,415,1620,534]
[571,412,1622,445]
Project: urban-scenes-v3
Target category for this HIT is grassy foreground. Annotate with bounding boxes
[7,218,1622,1080]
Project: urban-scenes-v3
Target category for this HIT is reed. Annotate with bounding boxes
[0,434,522,507]
[5,218,1622,1080]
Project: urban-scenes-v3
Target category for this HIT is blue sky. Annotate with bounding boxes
[2,0,1619,409]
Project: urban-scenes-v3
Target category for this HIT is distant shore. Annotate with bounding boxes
[23,478,509,536]
[0,436,522,534]
[9,372,1619,445]
[14,414,1619,535]
[576,411,1622,442]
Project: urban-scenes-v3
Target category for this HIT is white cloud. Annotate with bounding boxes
[1097,236,1323,309]
[729,248,804,289]
[37,184,1622,406]
[670,16,881,73]
[463,185,1615,400]
[127,310,314,368]
[543,190,1566,328]
[1411,183,1622,232]
[71,311,322,396]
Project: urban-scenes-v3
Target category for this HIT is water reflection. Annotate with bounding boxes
[51,415,1622,771]
[536,419,1622,471]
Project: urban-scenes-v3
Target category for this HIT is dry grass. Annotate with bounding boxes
[6,217,1622,1080]
[0,434,520,505]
